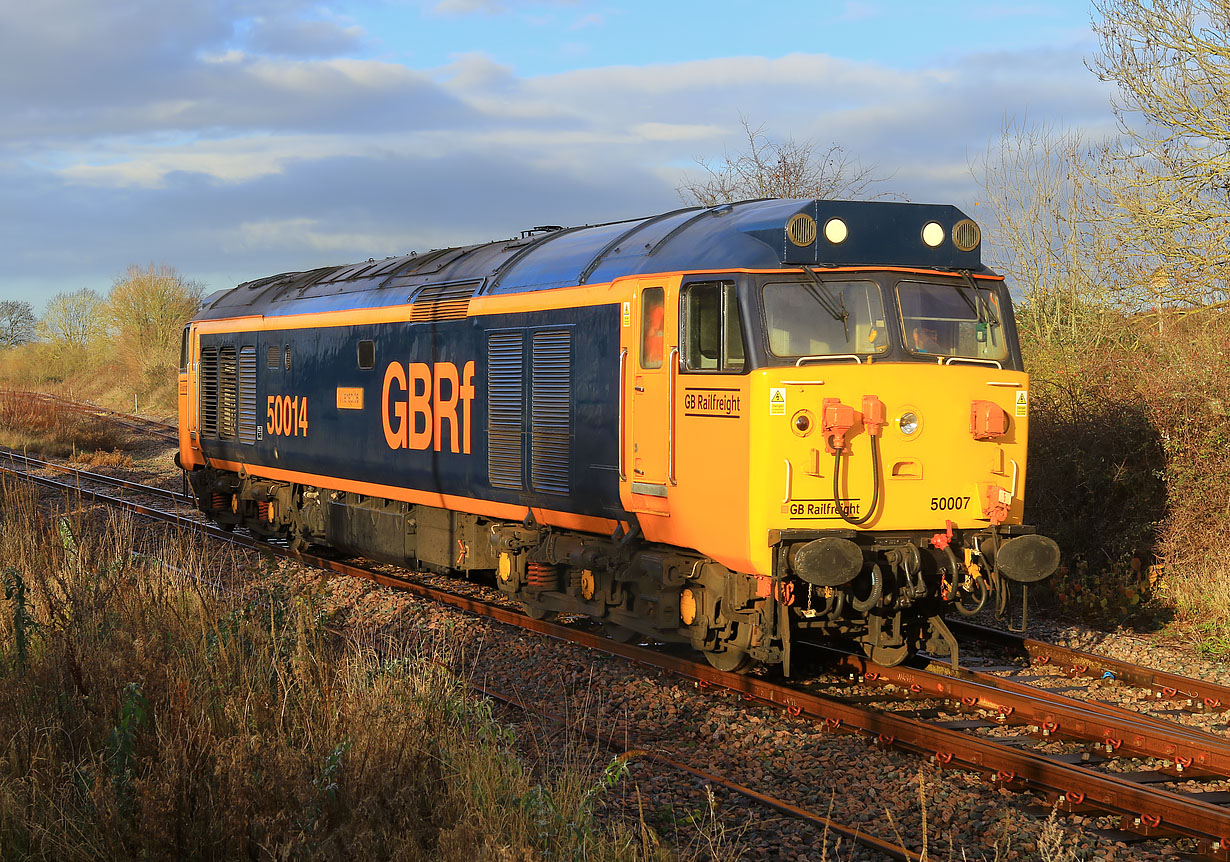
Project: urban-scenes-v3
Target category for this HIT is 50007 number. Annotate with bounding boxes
[930,496,970,511]
[267,395,308,437]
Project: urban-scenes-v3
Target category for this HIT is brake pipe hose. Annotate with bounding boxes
[832,434,881,527]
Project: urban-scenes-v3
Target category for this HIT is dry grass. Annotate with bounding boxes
[0,478,687,861]
[68,449,135,469]
[0,392,126,457]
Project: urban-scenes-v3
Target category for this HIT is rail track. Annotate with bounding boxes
[5,442,1230,857]
[0,452,920,858]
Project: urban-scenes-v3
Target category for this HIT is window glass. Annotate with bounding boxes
[724,287,745,371]
[898,280,1008,361]
[683,282,745,372]
[180,327,190,372]
[358,340,375,370]
[640,287,664,369]
[763,279,886,357]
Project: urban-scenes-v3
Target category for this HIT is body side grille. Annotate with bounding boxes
[530,331,571,494]
[218,346,237,440]
[200,348,218,437]
[487,331,524,489]
[238,346,258,444]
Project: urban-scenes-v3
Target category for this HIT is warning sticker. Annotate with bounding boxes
[1015,390,1028,417]
[769,388,786,416]
[621,302,631,327]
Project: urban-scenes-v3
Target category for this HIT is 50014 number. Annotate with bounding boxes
[267,395,308,437]
[930,496,970,511]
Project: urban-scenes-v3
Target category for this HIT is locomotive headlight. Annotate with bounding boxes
[898,411,920,436]
[921,221,945,247]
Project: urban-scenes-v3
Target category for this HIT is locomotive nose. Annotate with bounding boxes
[994,534,1061,583]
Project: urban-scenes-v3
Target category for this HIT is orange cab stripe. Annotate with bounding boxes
[193,267,1002,332]
[206,457,622,535]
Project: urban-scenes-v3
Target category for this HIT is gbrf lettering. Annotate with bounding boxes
[382,360,476,453]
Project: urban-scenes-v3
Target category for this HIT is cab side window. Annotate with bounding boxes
[640,287,665,369]
[683,282,744,372]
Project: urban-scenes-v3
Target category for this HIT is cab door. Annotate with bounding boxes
[620,278,678,515]
[178,323,206,469]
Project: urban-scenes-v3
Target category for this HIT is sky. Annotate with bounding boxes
[0,0,1119,309]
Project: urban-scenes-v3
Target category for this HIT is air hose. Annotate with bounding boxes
[832,433,881,526]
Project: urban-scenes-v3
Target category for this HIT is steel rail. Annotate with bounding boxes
[6,462,1230,854]
[819,649,1230,779]
[472,683,922,862]
[949,619,1230,709]
[0,447,191,506]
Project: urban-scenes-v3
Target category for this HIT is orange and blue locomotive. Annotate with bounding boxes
[177,199,1059,672]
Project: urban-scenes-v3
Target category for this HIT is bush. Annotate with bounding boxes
[1023,308,1230,627]
[0,391,126,456]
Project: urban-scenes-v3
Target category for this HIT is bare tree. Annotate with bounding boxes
[107,264,203,379]
[676,116,892,206]
[37,288,107,348]
[0,300,36,349]
[1089,0,1230,307]
[973,117,1123,347]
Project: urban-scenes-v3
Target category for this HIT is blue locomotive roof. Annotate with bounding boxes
[196,199,990,320]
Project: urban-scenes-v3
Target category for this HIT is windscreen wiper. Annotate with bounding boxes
[957,270,1000,328]
[799,267,850,342]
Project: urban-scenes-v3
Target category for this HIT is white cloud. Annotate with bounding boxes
[228,218,410,253]
[0,0,1116,302]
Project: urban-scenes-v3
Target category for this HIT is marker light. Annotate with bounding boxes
[824,218,848,244]
[899,411,920,435]
[921,222,945,247]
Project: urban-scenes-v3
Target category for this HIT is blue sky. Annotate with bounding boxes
[0,0,1114,308]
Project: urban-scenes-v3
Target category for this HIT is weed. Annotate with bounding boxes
[105,682,149,817]
[2,568,36,671]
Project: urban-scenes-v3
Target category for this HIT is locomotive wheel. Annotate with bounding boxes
[603,623,640,643]
[520,601,556,621]
[866,641,909,667]
[703,646,754,673]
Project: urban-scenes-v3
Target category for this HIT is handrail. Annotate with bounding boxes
[618,348,628,482]
[668,347,679,485]
[943,356,1003,368]
[795,354,863,367]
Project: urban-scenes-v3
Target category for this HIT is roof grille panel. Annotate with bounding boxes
[409,282,478,322]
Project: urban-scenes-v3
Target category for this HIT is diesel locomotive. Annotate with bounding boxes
[177,198,1059,673]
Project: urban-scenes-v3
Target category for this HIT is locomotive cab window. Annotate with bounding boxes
[682,282,744,372]
[897,280,1008,362]
[179,326,190,373]
[640,287,665,369]
[357,340,375,370]
[762,278,886,359]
